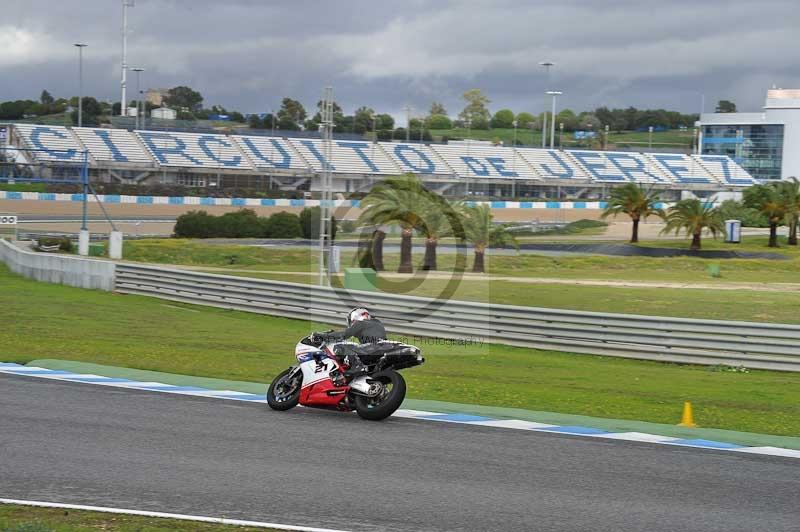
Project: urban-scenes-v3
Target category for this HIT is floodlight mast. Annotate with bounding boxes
[539,61,554,148]
[121,0,134,115]
[318,86,334,286]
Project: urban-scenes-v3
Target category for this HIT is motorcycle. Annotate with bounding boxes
[267,333,425,421]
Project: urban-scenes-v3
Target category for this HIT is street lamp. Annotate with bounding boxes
[648,125,654,149]
[74,43,88,127]
[512,119,518,146]
[546,90,562,149]
[131,67,144,128]
[539,61,554,148]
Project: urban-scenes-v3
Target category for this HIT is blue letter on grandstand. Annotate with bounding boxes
[300,140,336,170]
[92,130,128,162]
[653,154,708,183]
[30,127,77,160]
[461,157,490,176]
[394,145,435,174]
[485,157,518,177]
[241,138,291,168]
[138,132,202,165]
[572,152,625,181]
[337,141,380,172]
[198,136,241,167]
[606,153,663,182]
[539,151,573,178]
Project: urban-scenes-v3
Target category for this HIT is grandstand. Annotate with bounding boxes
[1,124,758,198]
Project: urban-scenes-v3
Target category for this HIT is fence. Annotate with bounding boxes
[1,238,798,371]
[113,262,800,372]
[0,239,114,291]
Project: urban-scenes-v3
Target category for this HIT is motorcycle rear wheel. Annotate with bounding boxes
[267,367,301,411]
[354,370,406,421]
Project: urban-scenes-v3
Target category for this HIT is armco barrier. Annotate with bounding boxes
[0,239,114,291]
[113,262,800,372]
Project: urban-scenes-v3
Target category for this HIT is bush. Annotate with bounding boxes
[427,114,452,129]
[173,210,218,238]
[339,219,357,233]
[36,236,73,252]
[262,211,302,238]
[717,199,768,227]
[491,109,515,129]
[216,209,262,238]
[298,207,337,240]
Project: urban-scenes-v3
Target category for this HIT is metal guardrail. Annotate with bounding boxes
[114,263,800,372]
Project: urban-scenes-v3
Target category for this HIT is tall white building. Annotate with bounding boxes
[698,89,800,180]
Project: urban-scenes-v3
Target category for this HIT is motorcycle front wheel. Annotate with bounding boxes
[354,370,406,421]
[267,367,301,411]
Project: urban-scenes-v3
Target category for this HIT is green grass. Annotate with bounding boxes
[0,183,47,192]
[428,127,693,149]
[121,238,800,323]
[0,504,284,531]
[2,263,799,436]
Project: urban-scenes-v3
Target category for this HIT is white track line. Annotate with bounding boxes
[0,498,354,532]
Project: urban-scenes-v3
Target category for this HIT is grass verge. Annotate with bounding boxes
[1,264,799,436]
[0,504,284,531]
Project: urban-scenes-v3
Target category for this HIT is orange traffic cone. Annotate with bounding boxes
[678,401,697,428]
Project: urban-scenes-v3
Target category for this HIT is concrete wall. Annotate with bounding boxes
[0,239,115,291]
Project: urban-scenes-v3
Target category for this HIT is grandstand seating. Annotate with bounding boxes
[289,138,401,174]
[643,153,717,185]
[693,155,756,186]
[430,143,539,180]
[379,142,454,176]
[136,130,254,170]
[72,127,154,165]
[514,148,589,180]
[232,135,310,171]
[11,124,87,163]
[563,150,671,184]
[6,123,758,187]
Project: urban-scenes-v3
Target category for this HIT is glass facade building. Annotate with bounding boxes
[701,124,784,181]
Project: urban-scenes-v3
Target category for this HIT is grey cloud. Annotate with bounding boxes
[1,0,798,118]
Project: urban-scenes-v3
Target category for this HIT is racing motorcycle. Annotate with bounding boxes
[267,333,424,421]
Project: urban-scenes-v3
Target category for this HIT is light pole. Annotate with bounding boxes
[404,105,412,142]
[648,125,654,149]
[559,122,564,148]
[546,90,562,149]
[120,0,134,115]
[539,61,554,148]
[271,110,276,136]
[74,43,87,127]
[131,67,144,128]
[512,119,518,146]
[604,124,609,150]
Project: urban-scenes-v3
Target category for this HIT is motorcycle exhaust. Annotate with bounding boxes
[349,376,382,397]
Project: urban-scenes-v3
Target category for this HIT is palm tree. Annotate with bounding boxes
[601,183,665,243]
[743,183,787,247]
[661,199,724,251]
[358,175,426,273]
[779,178,800,246]
[460,203,517,273]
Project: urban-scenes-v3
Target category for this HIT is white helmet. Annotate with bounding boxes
[347,307,371,327]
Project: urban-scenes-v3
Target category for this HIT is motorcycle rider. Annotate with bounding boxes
[316,308,386,378]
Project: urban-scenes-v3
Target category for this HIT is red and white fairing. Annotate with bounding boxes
[295,339,355,408]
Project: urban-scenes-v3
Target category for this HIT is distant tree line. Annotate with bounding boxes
[1,85,721,138]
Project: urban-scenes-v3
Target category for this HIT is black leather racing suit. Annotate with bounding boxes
[318,319,387,375]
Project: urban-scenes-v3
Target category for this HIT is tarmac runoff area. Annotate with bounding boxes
[1,366,799,532]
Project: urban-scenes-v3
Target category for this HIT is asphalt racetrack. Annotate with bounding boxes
[1,373,798,532]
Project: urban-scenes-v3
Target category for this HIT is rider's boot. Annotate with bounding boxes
[343,354,368,379]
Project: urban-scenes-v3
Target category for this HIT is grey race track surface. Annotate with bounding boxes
[1,373,798,532]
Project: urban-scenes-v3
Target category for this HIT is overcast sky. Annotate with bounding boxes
[2,0,799,120]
